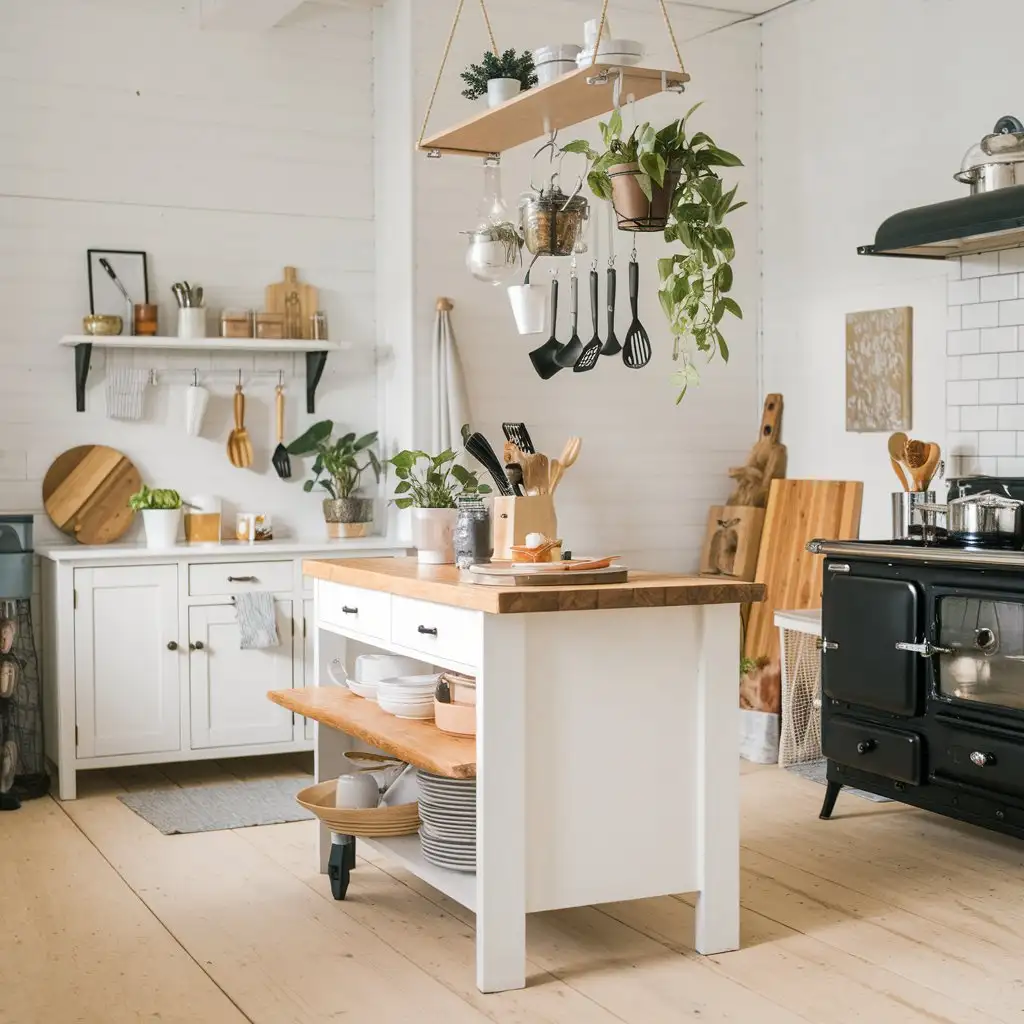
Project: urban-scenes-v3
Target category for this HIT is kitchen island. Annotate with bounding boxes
[270,557,764,993]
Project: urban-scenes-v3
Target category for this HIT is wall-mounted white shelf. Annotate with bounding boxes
[59,335,345,413]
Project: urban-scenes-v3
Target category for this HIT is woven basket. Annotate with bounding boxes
[296,778,420,837]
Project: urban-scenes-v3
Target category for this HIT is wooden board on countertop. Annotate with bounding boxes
[303,557,765,614]
[265,266,318,340]
[42,445,141,545]
[743,479,862,667]
[269,686,477,779]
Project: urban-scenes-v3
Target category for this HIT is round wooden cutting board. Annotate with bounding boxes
[42,446,142,545]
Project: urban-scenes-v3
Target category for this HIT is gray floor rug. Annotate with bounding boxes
[119,776,315,835]
[786,759,892,803]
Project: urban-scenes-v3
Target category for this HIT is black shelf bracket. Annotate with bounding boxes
[74,343,92,412]
[306,350,328,413]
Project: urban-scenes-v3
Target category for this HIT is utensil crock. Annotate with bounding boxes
[178,307,207,340]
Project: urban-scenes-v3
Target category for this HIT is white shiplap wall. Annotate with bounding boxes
[0,0,378,542]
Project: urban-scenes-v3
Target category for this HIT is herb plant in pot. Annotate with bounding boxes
[387,449,491,564]
[128,485,183,549]
[287,421,382,538]
[461,49,538,108]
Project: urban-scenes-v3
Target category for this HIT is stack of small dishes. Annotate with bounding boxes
[417,770,476,872]
[333,653,428,702]
[376,674,439,719]
[575,39,645,67]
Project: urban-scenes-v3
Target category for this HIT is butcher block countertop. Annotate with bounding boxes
[303,557,765,614]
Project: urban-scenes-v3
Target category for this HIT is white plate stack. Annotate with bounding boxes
[417,771,476,872]
[376,674,439,719]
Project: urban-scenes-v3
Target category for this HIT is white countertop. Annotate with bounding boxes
[37,536,408,563]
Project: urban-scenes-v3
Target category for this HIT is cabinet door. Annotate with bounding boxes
[189,601,294,749]
[74,565,180,758]
[303,596,314,741]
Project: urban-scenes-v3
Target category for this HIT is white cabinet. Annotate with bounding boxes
[188,601,295,749]
[74,565,181,758]
[303,596,314,741]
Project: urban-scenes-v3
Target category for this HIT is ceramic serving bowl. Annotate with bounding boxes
[82,314,123,336]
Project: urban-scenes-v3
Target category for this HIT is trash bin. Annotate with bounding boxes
[0,515,33,600]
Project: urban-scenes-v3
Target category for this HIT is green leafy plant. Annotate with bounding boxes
[460,48,538,101]
[286,421,381,499]
[564,104,746,401]
[387,449,490,510]
[128,485,181,511]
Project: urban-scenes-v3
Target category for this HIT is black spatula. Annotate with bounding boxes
[574,268,602,372]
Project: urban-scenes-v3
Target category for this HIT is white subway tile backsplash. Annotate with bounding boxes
[1000,299,1024,326]
[948,278,980,305]
[948,257,962,281]
[962,252,1001,278]
[1017,433,1024,455]
[948,431,979,453]
[948,380,980,405]
[999,405,1024,430]
[958,456,999,475]
[997,457,1024,475]
[999,352,1024,377]
[0,450,27,481]
[948,407,961,431]
[947,306,962,331]
[980,326,1018,352]
[963,303,1001,329]
[981,274,1020,302]
[980,432,1018,456]
[948,329,980,355]
[980,378,1019,404]
[1000,247,1024,274]
[961,354,999,379]
[946,356,961,381]
[962,405,998,430]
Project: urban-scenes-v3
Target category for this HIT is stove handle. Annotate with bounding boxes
[896,640,954,657]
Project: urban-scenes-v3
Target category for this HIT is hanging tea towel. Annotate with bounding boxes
[105,367,149,420]
[234,592,280,650]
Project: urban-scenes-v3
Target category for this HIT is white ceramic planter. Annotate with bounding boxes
[411,508,459,564]
[507,283,548,335]
[141,508,182,549]
[487,78,521,108]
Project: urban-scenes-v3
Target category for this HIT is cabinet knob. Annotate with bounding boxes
[970,750,995,767]
[856,739,875,755]
[342,606,359,615]
[167,641,178,651]
[417,625,438,636]
[190,641,205,652]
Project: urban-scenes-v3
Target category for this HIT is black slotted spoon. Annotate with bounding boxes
[529,276,564,380]
[601,264,621,355]
[622,256,651,369]
[573,267,602,373]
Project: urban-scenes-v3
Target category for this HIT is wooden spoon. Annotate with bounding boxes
[549,437,581,493]
[227,383,254,468]
[887,431,909,491]
[920,443,942,492]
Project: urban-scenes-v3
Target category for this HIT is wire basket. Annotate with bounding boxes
[779,626,823,767]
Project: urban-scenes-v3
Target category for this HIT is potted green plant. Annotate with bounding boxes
[564,104,746,399]
[387,448,490,564]
[287,421,382,538]
[128,485,183,549]
[461,48,538,108]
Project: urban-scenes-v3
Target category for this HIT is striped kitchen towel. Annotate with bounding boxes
[234,592,280,650]
[105,367,149,420]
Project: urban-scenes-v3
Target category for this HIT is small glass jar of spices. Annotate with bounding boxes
[454,497,492,569]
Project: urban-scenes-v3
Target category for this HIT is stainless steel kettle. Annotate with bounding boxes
[955,116,1024,194]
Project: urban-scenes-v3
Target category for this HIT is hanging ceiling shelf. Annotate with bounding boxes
[418,64,690,158]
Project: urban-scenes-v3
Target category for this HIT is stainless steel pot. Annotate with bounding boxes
[955,115,1024,194]
[916,493,1024,549]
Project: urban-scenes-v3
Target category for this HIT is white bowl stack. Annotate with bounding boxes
[376,674,439,719]
[533,43,582,84]
[575,38,645,68]
[417,770,476,872]
[342,654,429,702]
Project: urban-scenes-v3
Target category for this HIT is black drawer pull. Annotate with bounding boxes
[970,751,996,767]
[856,740,876,755]
[417,625,438,636]
[342,606,359,615]
[227,575,258,583]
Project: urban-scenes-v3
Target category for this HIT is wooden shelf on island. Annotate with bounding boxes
[269,686,476,779]
[419,63,690,158]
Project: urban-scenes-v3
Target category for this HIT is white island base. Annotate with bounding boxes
[289,559,760,994]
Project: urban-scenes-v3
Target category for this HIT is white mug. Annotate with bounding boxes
[334,772,380,809]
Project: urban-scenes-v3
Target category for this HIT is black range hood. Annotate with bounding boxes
[859,184,1024,260]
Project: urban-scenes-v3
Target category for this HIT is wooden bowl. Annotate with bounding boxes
[434,698,476,737]
[296,778,420,836]
[82,314,123,336]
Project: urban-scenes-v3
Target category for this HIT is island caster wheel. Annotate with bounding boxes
[327,834,356,900]
[819,780,842,820]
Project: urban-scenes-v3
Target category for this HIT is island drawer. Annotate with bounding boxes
[189,560,293,596]
[319,582,391,641]
[391,595,479,666]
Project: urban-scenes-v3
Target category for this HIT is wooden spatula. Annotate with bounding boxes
[227,384,254,468]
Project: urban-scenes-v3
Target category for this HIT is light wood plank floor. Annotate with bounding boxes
[3,755,1023,1023]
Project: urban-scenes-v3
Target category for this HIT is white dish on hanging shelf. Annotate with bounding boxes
[576,40,645,68]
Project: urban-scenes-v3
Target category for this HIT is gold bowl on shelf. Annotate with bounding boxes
[82,314,123,336]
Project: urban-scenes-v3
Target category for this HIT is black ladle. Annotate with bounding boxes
[573,268,602,372]
[529,277,564,380]
[600,265,621,355]
[555,273,583,368]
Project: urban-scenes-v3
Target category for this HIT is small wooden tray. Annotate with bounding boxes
[464,567,628,587]
[296,779,420,836]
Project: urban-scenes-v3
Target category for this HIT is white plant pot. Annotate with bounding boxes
[487,78,521,108]
[411,508,459,565]
[141,508,182,549]
[507,283,548,335]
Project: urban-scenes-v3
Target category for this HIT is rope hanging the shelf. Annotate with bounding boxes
[417,0,687,154]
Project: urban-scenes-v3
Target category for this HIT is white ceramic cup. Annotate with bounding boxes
[507,283,548,335]
[334,771,381,809]
[185,384,209,436]
[178,307,207,340]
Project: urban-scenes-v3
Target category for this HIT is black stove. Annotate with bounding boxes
[812,477,1024,840]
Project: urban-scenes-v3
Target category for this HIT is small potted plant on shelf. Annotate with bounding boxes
[287,421,382,538]
[387,448,490,564]
[461,48,538,108]
[128,485,183,549]
[563,104,746,400]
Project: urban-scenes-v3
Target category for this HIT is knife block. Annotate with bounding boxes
[492,495,558,560]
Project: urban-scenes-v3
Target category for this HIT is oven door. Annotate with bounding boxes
[822,572,923,716]
[934,590,1024,714]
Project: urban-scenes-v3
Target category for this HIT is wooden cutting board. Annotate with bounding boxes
[743,478,862,666]
[42,445,141,545]
[265,266,318,340]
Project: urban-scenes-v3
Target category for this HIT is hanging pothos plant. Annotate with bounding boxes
[564,104,746,401]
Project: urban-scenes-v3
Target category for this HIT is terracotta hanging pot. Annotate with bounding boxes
[608,162,681,232]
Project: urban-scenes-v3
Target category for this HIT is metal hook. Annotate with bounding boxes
[278,369,284,387]
[237,368,242,387]
[192,368,198,387]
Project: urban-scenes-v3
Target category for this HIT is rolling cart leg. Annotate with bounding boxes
[819,780,842,820]
[328,834,356,900]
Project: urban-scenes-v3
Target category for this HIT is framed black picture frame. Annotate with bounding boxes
[87,249,149,316]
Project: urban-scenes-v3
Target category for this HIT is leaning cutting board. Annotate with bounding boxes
[42,445,141,544]
[742,478,862,669]
[265,266,318,340]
